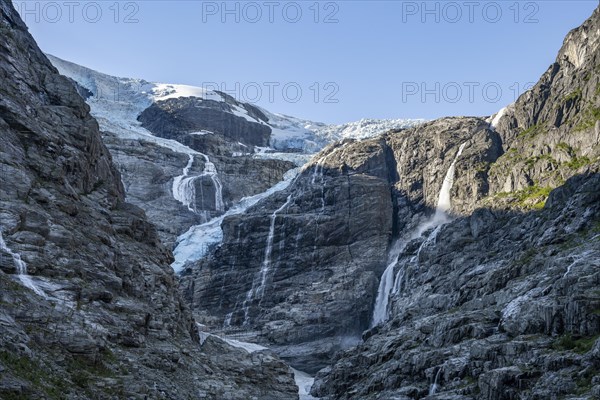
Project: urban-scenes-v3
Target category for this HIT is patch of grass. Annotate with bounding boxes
[575,367,598,395]
[575,106,600,132]
[565,156,591,170]
[552,334,600,354]
[67,355,116,382]
[474,161,491,174]
[0,351,67,399]
[518,124,545,139]
[564,88,582,103]
[517,248,537,266]
[555,142,576,157]
[558,238,579,251]
[494,185,553,210]
[524,154,559,169]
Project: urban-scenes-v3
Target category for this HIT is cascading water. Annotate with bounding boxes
[172,168,299,273]
[429,367,443,395]
[172,154,198,212]
[371,143,467,326]
[434,143,467,216]
[200,154,225,212]
[172,153,224,215]
[371,238,406,327]
[243,194,293,325]
[0,231,46,298]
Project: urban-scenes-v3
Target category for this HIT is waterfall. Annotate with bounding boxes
[243,194,293,325]
[172,154,198,212]
[412,225,442,264]
[0,231,46,298]
[223,307,236,328]
[172,168,299,273]
[199,154,225,212]
[434,142,467,217]
[429,367,443,395]
[172,153,224,214]
[371,143,467,326]
[371,239,406,327]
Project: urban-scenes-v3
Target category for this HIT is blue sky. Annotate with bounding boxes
[16,1,598,124]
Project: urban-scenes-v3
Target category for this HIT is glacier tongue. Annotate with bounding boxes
[171,168,299,273]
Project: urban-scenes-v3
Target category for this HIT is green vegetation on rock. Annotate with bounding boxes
[564,88,582,103]
[518,124,545,140]
[495,185,553,210]
[551,334,599,354]
[574,106,600,131]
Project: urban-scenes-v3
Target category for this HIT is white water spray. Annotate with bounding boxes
[371,238,406,326]
[0,231,46,297]
[371,143,467,326]
[243,194,293,325]
[172,168,299,273]
[429,367,443,395]
[172,153,224,215]
[172,154,198,212]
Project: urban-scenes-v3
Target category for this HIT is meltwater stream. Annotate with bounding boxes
[0,231,46,298]
[198,328,316,399]
[172,153,224,215]
[172,168,299,273]
[242,194,294,325]
[371,143,467,327]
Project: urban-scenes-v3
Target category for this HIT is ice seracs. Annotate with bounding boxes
[171,168,299,273]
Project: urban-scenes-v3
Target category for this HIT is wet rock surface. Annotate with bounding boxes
[0,1,298,398]
[312,170,600,399]
[311,6,600,399]
[1,0,600,398]
[104,131,293,249]
[182,119,503,373]
[182,6,600,397]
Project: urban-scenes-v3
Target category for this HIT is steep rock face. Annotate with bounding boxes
[182,5,600,392]
[182,118,503,373]
[104,131,293,249]
[384,117,502,219]
[312,168,600,400]
[183,139,395,373]
[138,95,272,147]
[312,6,600,400]
[487,7,600,203]
[0,2,298,398]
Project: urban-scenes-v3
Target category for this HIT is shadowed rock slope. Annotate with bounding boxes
[0,1,297,398]
[182,5,600,395]
[312,6,600,400]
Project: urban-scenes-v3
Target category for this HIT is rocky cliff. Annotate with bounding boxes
[0,1,298,398]
[138,94,272,147]
[47,54,296,252]
[310,6,600,400]
[182,116,503,373]
[182,6,600,398]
